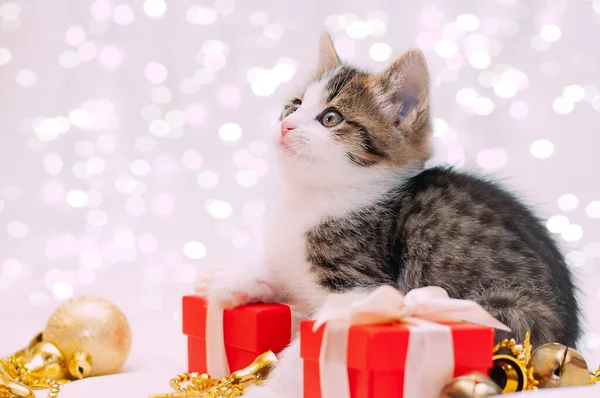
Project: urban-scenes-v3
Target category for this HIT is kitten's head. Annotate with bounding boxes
[276,33,432,187]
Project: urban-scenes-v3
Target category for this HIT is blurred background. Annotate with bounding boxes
[0,0,599,370]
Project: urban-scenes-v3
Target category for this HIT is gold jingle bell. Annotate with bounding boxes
[489,331,538,392]
[21,342,68,380]
[529,343,590,388]
[0,364,35,398]
[489,354,533,392]
[439,372,502,398]
[11,333,92,381]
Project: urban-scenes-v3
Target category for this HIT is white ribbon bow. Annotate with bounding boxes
[313,285,510,398]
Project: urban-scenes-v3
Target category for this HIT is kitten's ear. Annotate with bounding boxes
[317,32,340,72]
[375,49,430,127]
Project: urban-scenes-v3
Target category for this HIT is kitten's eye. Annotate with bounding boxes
[320,110,344,127]
[282,99,302,118]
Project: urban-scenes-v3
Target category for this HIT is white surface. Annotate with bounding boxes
[28,372,600,398]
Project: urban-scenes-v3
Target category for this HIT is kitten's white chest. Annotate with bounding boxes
[265,213,306,270]
[262,204,328,313]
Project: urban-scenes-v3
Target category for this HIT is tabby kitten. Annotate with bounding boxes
[205,33,580,397]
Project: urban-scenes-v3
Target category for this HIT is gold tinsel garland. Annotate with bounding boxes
[149,351,277,398]
[1,356,62,398]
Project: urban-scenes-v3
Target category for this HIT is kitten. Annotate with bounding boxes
[205,33,581,397]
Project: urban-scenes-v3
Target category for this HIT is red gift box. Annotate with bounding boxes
[182,295,293,374]
[300,320,494,398]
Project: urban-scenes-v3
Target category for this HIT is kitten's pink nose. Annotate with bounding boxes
[280,122,295,137]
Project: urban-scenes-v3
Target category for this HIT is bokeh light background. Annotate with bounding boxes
[1,0,600,373]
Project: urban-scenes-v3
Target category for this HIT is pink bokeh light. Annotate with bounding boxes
[101,240,138,264]
[232,231,251,249]
[122,248,138,262]
[233,149,252,168]
[78,236,97,251]
[481,17,501,36]
[447,147,465,165]
[218,84,242,107]
[60,234,80,256]
[181,150,203,169]
[3,259,21,277]
[43,152,63,175]
[476,148,507,170]
[44,239,63,259]
[125,195,146,217]
[91,0,111,21]
[78,42,98,61]
[510,101,529,119]
[176,263,198,283]
[164,249,182,268]
[440,129,459,146]
[416,31,438,50]
[333,37,355,59]
[86,190,103,208]
[101,241,123,264]
[113,4,134,25]
[145,62,168,84]
[420,6,445,28]
[99,45,122,69]
[249,158,268,176]
[43,181,65,203]
[44,268,66,289]
[185,103,207,126]
[155,155,175,175]
[204,54,227,71]
[77,268,96,285]
[138,233,158,254]
[44,234,80,259]
[152,193,175,216]
[65,26,86,46]
[446,54,465,70]
[96,134,117,153]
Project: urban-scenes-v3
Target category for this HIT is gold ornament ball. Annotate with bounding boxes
[439,372,503,398]
[42,296,132,377]
[529,343,590,388]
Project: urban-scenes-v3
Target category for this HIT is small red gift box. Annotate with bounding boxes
[182,295,292,374]
[300,320,494,398]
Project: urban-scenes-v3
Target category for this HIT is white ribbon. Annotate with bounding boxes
[194,269,231,379]
[313,285,511,398]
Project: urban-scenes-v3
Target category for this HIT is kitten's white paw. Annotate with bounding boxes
[205,269,275,309]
